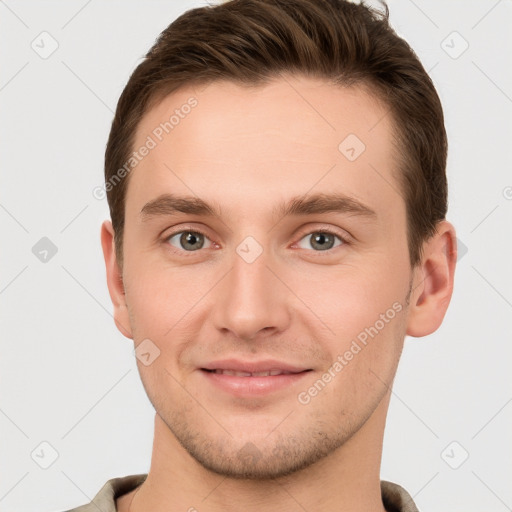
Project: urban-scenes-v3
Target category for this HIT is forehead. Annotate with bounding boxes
[127,75,403,226]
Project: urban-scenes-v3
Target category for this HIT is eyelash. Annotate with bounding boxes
[293,227,349,253]
[162,225,350,256]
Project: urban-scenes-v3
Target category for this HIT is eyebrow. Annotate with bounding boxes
[140,192,377,221]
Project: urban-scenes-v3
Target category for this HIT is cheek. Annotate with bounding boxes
[123,255,215,340]
[315,296,406,408]
[290,262,406,338]
[287,260,409,390]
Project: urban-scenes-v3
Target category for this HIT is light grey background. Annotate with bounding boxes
[1,1,511,510]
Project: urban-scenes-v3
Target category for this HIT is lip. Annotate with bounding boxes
[201,358,310,374]
[199,359,312,397]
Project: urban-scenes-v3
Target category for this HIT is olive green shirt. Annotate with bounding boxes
[63,473,420,511]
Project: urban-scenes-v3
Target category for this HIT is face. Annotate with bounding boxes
[112,76,417,478]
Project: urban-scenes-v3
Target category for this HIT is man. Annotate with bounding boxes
[67,0,457,510]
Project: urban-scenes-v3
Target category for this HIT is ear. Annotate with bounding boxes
[406,220,457,337]
[100,220,133,339]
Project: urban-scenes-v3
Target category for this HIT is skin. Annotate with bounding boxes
[101,75,457,512]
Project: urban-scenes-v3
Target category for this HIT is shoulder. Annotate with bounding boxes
[381,480,420,512]
[58,474,148,512]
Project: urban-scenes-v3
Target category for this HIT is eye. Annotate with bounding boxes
[296,230,345,251]
[166,230,213,252]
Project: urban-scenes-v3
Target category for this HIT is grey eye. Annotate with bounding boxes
[168,231,211,251]
[297,232,343,251]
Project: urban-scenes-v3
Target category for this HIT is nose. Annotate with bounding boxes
[211,245,292,341]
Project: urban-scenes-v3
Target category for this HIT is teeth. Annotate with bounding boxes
[213,370,252,376]
[211,369,293,377]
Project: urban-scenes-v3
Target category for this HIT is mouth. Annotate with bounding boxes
[201,368,308,377]
[199,360,313,396]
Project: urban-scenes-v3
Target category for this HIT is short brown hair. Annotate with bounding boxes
[104,0,448,269]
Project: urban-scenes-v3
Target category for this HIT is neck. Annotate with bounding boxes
[123,392,391,512]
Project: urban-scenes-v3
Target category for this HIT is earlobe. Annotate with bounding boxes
[100,220,133,339]
[406,220,457,338]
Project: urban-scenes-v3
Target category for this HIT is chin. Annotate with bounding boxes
[172,424,348,480]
